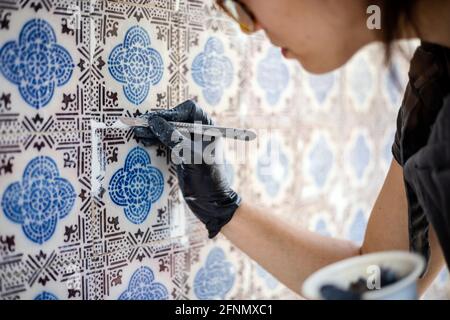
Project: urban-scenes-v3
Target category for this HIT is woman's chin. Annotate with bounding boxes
[281,48,342,74]
[301,58,342,75]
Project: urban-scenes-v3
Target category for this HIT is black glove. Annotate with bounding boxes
[134,100,242,238]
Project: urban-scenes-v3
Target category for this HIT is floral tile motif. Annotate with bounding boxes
[307,134,334,189]
[256,138,290,198]
[256,47,290,106]
[108,26,164,106]
[239,37,299,117]
[301,130,336,197]
[346,208,368,246]
[192,37,233,106]
[345,51,377,113]
[179,12,243,117]
[237,120,299,213]
[345,129,374,185]
[254,263,279,291]
[307,72,336,106]
[118,266,168,300]
[0,131,103,299]
[2,155,76,244]
[34,291,59,300]
[295,67,343,123]
[186,237,252,300]
[0,19,74,109]
[193,247,235,299]
[90,0,181,125]
[109,147,164,225]
[311,216,334,238]
[0,1,90,133]
[89,127,184,257]
[0,132,91,252]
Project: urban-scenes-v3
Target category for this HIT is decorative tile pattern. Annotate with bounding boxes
[192,36,233,106]
[255,264,279,290]
[256,138,289,197]
[118,266,168,300]
[257,47,289,106]
[2,156,76,244]
[0,18,74,109]
[0,0,448,300]
[349,134,371,180]
[34,291,58,300]
[109,147,164,224]
[307,72,336,106]
[347,208,368,245]
[193,247,235,299]
[307,134,334,189]
[108,25,164,105]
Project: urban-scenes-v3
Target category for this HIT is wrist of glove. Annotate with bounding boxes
[134,100,241,238]
[182,186,241,239]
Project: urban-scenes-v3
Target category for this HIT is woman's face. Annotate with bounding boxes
[241,0,376,74]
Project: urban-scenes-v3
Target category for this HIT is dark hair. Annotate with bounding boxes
[377,0,419,60]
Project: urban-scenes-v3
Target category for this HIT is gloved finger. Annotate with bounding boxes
[133,126,157,139]
[147,100,214,125]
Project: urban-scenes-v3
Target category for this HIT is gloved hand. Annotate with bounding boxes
[134,100,242,239]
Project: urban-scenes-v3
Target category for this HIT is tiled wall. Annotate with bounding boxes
[0,0,448,300]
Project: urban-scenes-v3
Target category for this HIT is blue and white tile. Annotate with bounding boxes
[0,134,89,254]
[89,127,185,257]
[249,262,287,299]
[301,130,337,197]
[0,131,103,299]
[343,48,378,114]
[186,238,251,300]
[179,17,244,116]
[89,0,181,125]
[309,213,336,238]
[247,130,295,206]
[105,247,179,300]
[0,1,90,134]
[301,69,342,114]
[343,128,375,187]
[344,206,369,246]
[215,126,247,193]
[240,35,301,117]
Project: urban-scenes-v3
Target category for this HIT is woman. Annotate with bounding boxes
[135,0,450,297]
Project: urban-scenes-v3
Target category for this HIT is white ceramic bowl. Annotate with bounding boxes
[302,251,426,300]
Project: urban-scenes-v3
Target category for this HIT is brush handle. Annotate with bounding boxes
[118,117,256,141]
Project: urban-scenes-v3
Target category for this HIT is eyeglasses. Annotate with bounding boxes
[215,0,256,33]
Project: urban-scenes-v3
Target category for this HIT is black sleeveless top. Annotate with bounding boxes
[392,42,450,274]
